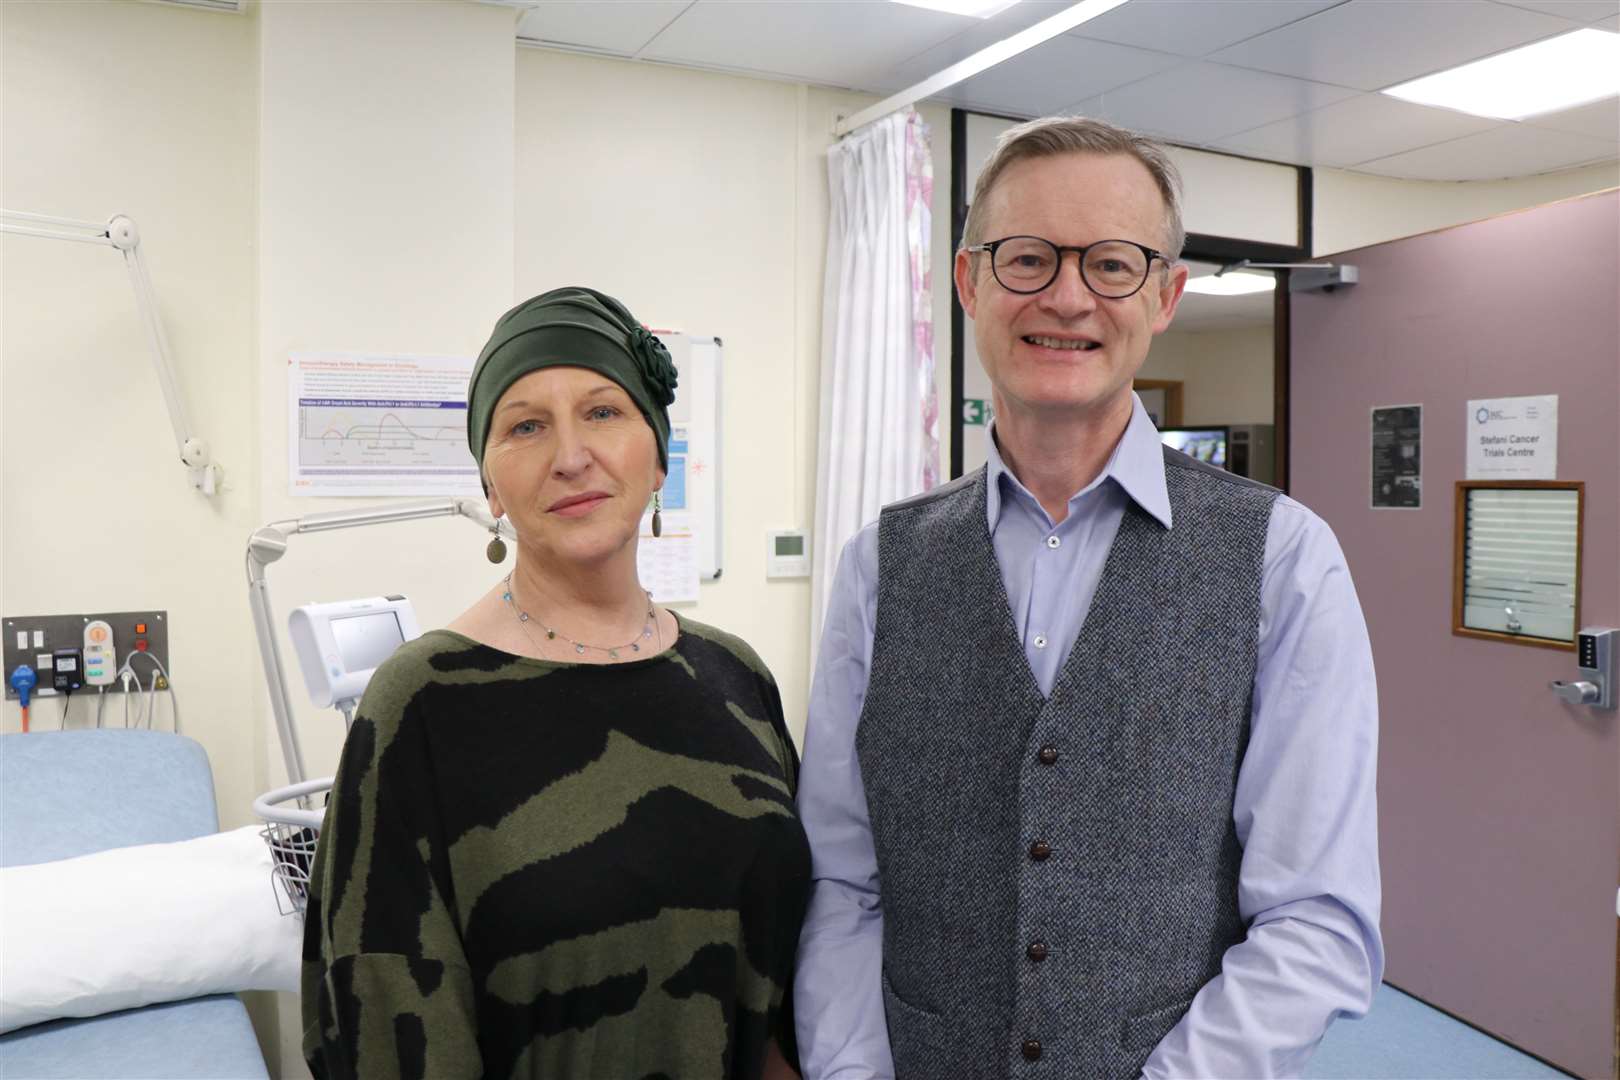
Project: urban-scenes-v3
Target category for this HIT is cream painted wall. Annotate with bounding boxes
[255,0,517,795]
[1,3,261,810]
[1,0,275,1065]
[514,48,952,742]
[1139,324,1274,427]
[1314,161,1620,256]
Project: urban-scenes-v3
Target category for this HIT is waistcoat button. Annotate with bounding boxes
[1029,840,1051,861]
[1038,746,1058,765]
[1022,1039,1042,1061]
[1027,941,1048,962]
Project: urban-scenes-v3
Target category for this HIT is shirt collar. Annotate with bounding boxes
[984,392,1173,531]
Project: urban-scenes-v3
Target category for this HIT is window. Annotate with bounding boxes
[1453,481,1583,649]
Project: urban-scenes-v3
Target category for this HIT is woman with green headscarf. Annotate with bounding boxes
[301,287,810,1080]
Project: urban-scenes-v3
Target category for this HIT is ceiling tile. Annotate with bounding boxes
[1522,96,1620,139]
[1208,0,1576,91]
[515,3,690,56]
[1493,0,1618,21]
[640,0,972,88]
[1070,0,1345,58]
[914,35,1183,118]
[1353,122,1617,178]
[872,1,1082,92]
[1066,62,1359,145]
[1218,93,1502,168]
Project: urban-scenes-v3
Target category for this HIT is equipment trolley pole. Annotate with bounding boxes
[246,499,516,786]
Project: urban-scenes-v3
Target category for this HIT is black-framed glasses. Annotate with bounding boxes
[965,235,1167,299]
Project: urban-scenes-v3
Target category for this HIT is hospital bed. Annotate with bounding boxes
[0,730,270,1078]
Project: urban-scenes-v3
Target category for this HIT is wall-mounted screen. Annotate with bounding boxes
[1160,426,1230,469]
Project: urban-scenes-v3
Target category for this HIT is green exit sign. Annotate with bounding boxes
[963,399,992,425]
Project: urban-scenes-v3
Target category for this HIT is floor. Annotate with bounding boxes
[1305,984,1573,1079]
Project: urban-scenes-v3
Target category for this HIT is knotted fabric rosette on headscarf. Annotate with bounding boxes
[628,325,678,409]
[466,287,679,478]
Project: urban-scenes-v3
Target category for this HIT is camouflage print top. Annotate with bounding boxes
[301,617,811,1080]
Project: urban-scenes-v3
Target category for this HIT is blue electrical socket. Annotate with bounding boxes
[8,665,37,708]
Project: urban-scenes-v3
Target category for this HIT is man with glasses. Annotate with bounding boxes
[794,116,1381,1078]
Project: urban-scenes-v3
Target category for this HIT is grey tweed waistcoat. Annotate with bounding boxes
[857,447,1280,1080]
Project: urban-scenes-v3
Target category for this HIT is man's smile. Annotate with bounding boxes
[1022,334,1103,352]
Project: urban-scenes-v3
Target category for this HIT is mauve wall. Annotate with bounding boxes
[1291,190,1619,1078]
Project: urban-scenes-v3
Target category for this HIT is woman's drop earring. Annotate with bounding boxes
[486,523,507,564]
[652,492,663,539]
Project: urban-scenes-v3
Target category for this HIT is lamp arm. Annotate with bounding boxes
[114,222,195,459]
[0,210,223,495]
[244,500,515,785]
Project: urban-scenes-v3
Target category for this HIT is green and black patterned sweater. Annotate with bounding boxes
[301,618,812,1080]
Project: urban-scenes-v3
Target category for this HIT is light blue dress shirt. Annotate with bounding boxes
[794,396,1383,1078]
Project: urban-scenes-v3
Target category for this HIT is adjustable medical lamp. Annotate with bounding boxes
[0,210,223,495]
[246,499,517,786]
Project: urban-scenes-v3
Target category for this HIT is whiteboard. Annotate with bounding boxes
[654,332,723,579]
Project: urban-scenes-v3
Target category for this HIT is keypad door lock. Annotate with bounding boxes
[1550,627,1616,710]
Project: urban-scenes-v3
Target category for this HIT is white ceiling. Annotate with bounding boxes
[512,0,1620,182]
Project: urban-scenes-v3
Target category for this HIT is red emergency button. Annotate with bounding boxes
[135,639,149,652]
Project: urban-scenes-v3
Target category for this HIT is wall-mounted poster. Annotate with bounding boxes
[1372,404,1422,508]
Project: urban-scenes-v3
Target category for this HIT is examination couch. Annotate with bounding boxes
[0,730,272,1078]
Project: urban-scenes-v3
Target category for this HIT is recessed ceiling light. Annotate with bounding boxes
[1184,272,1274,296]
[892,0,1019,18]
[1382,29,1620,120]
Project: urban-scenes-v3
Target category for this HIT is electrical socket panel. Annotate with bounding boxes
[3,611,169,698]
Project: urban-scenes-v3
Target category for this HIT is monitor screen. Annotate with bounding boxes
[331,611,405,673]
[1160,426,1229,469]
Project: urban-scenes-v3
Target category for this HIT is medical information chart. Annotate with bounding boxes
[288,352,482,497]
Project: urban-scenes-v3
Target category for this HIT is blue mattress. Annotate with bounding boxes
[0,731,270,1079]
[0,996,267,1079]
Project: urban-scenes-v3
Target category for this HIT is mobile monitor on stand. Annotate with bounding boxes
[1159,426,1230,469]
[288,595,421,718]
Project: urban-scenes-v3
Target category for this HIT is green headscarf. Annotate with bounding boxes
[466,286,678,476]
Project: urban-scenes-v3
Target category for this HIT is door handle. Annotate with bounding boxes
[1549,680,1600,706]
[1549,628,1617,711]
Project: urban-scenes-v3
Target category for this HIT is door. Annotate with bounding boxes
[1290,190,1619,1078]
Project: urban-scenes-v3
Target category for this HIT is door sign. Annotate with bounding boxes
[1466,395,1557,480]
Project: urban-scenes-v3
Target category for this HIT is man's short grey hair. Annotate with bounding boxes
[961,115,1185,262]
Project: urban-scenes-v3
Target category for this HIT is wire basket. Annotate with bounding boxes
[253,777,332,919]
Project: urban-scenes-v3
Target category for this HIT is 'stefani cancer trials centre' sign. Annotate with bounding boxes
[1466,395,1558,481]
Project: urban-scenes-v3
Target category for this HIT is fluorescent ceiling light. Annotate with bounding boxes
[1382,29,1620,120]
[840,0,1127,135]
[1185,272,1275,296]
[892,0,1019,18]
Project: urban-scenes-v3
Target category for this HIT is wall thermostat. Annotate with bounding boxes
[767,530,810,579]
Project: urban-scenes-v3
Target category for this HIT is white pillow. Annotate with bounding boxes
[0,825,303,1033]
